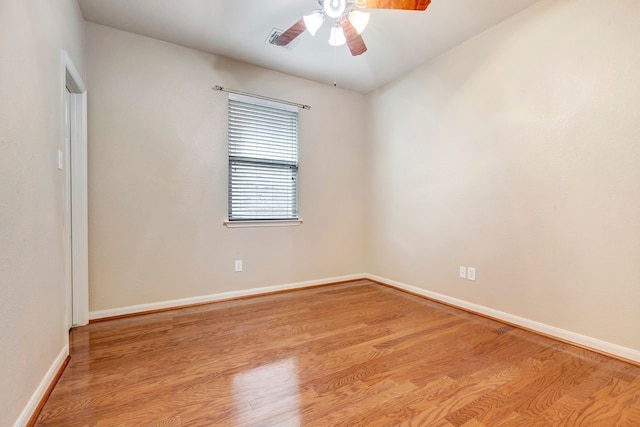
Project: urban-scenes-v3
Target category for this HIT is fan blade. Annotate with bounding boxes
[274,19,306,46]
[340,20,367,56]
[363,0,431,10]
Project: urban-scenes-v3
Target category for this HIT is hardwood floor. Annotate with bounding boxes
[35,280,640,426]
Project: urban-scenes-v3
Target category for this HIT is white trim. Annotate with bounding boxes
[63,87,72,331]
[69,90,88,326]
[62,51,89,327]
[63,51,86,93]
[366,273,640,363]
[87,271,640,362]
[13,346,69,427]
[223,219,303,228]
[89,274,364,320]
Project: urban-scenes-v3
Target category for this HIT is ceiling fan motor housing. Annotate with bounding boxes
[324,0,347,18]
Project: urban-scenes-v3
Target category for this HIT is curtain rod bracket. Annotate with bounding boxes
[212,85,311,110]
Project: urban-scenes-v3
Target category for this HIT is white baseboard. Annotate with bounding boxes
[88,272,639,363]
[14,346,69,427]
[366,273,640,364]
[89,274,366,320]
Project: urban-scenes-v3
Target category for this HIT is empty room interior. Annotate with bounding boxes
[2,0,640,425]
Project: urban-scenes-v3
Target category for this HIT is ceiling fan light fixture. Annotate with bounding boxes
[328,24,346,46]
[303,11,324,36]
[349,10,370,34]
[324,0,346,19]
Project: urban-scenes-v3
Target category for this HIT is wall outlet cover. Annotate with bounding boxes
[459,266,467,279]
[467,267,476,281]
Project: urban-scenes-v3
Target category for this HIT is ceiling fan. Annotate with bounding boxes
[275,0,432,56]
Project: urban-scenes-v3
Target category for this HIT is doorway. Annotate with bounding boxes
[64,85,72,329]
[63,51,88,328]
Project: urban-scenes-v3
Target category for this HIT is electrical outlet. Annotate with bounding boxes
[467,267,476,281]
[235,260,243,272]
[459,266,467,279]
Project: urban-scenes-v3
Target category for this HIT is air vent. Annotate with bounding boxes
[266,28,300,50]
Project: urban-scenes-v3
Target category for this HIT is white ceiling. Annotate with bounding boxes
[78,0,539,93]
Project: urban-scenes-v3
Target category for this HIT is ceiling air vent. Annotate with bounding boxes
[266,28,300,50]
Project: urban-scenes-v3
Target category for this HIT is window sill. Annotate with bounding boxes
[223,219,303,228]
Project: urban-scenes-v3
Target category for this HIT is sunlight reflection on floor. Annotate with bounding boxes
[233,357,301,426]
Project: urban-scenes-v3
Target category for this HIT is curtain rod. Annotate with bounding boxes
[212,85,311,110]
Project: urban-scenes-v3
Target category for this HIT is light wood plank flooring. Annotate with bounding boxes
[36,280,640,426]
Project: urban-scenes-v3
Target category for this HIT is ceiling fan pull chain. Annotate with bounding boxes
[333,43,338,87]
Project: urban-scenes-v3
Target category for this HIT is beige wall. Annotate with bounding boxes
[86,23,366,312]
[365,0,640,351]
[0,0,85,425]
[2,1,638,421]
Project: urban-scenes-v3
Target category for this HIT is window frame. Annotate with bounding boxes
[224,93,302,228]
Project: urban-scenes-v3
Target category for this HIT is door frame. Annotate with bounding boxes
[62,50,89,327]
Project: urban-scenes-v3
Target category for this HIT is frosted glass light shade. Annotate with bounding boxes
[349,10,370,34]
[303,11,324,36]
[328,25,346,46]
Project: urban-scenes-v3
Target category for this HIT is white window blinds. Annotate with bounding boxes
[228,93,299,221]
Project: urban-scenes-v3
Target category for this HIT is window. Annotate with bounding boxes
[228,93,299,222]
